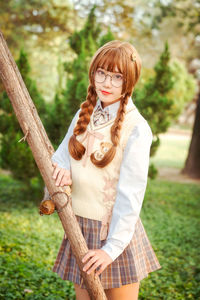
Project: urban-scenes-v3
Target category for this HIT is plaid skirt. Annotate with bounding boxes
[52,215,162,289]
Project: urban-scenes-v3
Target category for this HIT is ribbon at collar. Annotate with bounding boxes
[81,130,104,167]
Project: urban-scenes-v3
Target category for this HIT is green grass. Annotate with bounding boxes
[140,179,200,299]
[0,175,75,300]
[0,174,199,299]
[150,134,191,169]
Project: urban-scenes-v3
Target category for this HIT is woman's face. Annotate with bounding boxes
[94,67,123,108]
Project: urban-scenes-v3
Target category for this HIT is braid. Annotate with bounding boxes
[111,94,129,146]
[68,40,141,167]
[68,85,97,160]
[90,94,130,168]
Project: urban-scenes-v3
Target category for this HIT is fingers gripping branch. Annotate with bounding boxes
[39,162,72,215]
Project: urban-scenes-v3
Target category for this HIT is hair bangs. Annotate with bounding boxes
[97,48,124,74]
[89,40,141,95]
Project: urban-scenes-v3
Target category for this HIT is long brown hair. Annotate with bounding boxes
[68,40,142,168]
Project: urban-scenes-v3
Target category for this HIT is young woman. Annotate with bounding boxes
[51,40,162,300]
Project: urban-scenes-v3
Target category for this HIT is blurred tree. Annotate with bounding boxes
[166,59,196,119]
[99,27,115,48]
[134,41,174,177]
[46,6,115,145]
[72,0,138,38]
[135,42,174,152]
[1,0,198,103]
[182,59,200,179]
[0,0,76,102]
[0,49,48,187]
[182,93,200,179]
[72,0,199,64]
[0,0,73,51]
[149,0,200,179]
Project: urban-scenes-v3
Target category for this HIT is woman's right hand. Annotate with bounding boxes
[52,162,72,187]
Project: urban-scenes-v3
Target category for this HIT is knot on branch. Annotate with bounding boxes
[39,188,71,216]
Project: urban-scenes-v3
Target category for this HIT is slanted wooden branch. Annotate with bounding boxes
[0,30,107,300]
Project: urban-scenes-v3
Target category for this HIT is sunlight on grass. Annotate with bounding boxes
[150,133,191,169]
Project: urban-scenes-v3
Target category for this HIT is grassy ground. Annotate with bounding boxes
[0,174,199,300]
[0,128,199,299]
[150,130,191,169]
[0,175,74,300]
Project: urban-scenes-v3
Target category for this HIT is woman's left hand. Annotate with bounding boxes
[82,249,113,276]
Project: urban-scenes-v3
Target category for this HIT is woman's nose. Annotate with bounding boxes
[103,74,112,87]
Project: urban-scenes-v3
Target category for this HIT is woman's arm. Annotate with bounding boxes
[101,120,153,261]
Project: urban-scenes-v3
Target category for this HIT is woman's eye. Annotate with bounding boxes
[114,74,123,80]
[97,70,105,75]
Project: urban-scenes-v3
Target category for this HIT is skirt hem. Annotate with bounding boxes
[52,264,162,289]
[52,215,162,289]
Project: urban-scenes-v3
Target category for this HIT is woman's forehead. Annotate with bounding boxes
[98,66,121,73]
[94,49,125,74]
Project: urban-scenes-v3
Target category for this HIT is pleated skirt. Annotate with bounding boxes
[52,215,162,289]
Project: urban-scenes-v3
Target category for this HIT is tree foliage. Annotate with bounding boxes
[0,4,197,183]
[46,6,115,145]
[135,42,174,158]
[0,49,47,186]
[167,59,196,118]
[0,0,73,51]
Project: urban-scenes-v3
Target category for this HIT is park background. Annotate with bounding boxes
[0,0,200,299]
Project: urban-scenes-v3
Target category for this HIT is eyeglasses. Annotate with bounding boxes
[94,69,123,88]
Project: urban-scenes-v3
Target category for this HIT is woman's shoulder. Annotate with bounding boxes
[125,106,153,139]
[124,104,145,125]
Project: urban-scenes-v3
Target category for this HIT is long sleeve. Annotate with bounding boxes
[101,120,153,261]
[51,109,81,170]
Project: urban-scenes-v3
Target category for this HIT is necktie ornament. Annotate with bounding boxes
[93,104,110,126]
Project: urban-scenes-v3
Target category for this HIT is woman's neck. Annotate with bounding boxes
[101,98,121,109]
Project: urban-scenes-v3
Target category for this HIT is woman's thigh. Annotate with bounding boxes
[105,282,140,300]
[74,281,140,300]
[74,283,90,300]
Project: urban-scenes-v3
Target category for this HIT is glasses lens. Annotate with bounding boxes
[95,70,105,83]
[112,74,123,87]
[94,69,123,87]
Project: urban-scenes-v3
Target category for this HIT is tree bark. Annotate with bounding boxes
[0,30,107,300]
[182,93,200,178]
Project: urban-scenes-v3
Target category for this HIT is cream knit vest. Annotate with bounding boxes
[70,103,146,240]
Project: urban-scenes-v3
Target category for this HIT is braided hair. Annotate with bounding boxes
[68,40,141,168]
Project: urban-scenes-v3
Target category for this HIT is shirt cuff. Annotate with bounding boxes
[101,238,129,262]
[51,156,70,170]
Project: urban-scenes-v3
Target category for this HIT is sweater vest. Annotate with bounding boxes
[69,104,146,240]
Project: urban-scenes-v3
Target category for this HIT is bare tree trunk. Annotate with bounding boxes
[182,93,200,179]
[0,30,107,300]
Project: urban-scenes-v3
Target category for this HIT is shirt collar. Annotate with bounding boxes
[95,97,135,119]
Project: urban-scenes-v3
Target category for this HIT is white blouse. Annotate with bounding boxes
[52,97,153,261]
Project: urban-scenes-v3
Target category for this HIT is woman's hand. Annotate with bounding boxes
[52,162,72,187]
[82,249,113,276]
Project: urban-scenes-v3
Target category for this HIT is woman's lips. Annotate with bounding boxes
[101,90,112,95]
